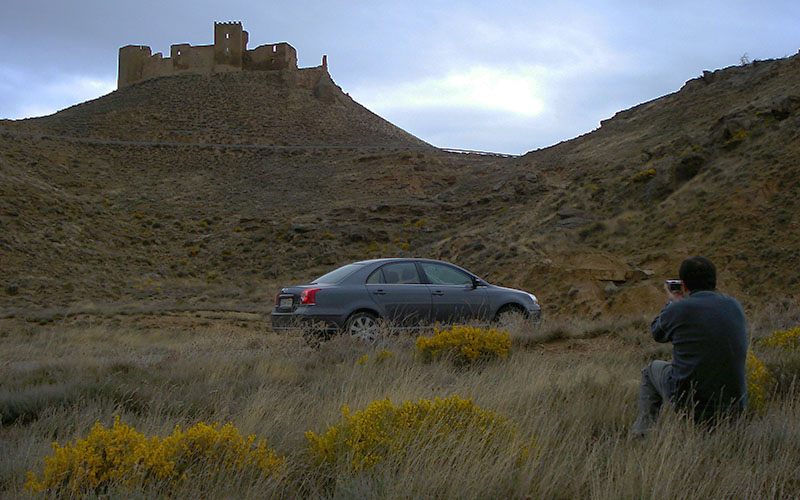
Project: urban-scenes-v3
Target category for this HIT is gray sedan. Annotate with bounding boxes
[271,258,541,340]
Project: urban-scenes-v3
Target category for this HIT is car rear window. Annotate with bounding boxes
[312,263,364,284]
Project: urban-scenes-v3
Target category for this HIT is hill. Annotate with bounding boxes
[1,55,799,319]
[503,55,800,316]
[4,71,428,147]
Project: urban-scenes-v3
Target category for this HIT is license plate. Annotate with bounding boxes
[279,297,293,309]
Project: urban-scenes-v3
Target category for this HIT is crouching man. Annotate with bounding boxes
[632,256,748,436]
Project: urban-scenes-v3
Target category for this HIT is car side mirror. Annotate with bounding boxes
[470,276,480,289]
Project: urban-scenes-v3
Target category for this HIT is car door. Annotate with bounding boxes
[419,262,489,323]
[365,262,431,326]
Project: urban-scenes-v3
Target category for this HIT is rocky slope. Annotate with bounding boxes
[1,55,799,318]
[503,55,800,315]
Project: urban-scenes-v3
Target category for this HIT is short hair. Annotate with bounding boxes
[679,256,716,291]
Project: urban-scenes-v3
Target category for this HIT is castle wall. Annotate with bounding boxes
[170,44,191,70]
[245,43,298,71]
[190,46,215,73]
[141,53,173,81]
[171,44,214,74]
[296,66,325,89]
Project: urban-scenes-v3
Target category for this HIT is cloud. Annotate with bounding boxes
[2,72,116,119]
[356,65,547,117]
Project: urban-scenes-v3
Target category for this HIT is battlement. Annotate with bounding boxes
[118,22,323,88]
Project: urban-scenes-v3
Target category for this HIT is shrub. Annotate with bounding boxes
[358,349,393,365]
[416,326,511,365]
[631,168,656,183]
[305,395,523,471]
[26,417,284,497]
[374,349,392,363]
[731,129,748,141]
[746,351,773,413]
[154,421,283,482]
[757,327,800,396]
[760,326,800,350]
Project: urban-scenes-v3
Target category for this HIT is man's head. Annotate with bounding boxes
[679,256,716,292]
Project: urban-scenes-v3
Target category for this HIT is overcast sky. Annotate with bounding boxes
[1,1,798,155]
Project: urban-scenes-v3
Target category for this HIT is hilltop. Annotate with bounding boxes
[5,71,428,148]
[1,54,799,318]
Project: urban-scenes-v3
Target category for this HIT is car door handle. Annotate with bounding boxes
[431,290,444,296]
[373,289,386,295]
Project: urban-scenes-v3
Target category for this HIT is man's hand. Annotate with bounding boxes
[664,282,687,302]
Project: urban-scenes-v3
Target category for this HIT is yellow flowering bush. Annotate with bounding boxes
[26,417,284,497]
[415,326,511,365]
[356,349,393,366]
[761,326,800,350]
[746,351,773,413]
[154,421,284,482]
[306,395,523,471]
[26,417,150,495]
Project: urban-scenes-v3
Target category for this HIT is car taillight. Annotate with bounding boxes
[300,288,320,305]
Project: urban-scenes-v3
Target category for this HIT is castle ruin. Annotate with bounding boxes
[118,22,332,92]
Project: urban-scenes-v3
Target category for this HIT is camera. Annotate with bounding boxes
[666,279,683,292]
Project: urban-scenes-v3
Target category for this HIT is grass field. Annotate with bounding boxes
[1,306,799,499]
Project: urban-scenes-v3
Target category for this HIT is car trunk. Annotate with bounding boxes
[275,284,326,311]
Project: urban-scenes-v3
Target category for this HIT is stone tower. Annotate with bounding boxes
[118,45,152,88]
[214,22,248,68]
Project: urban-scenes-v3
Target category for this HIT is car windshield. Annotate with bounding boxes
[311,263,364,284]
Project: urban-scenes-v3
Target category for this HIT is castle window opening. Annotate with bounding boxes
[272,46,277,53]
[226,33,230,39]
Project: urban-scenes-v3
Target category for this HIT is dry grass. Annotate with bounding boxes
[1,310,799,499]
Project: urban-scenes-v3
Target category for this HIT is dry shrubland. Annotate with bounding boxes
[1,307,799,499]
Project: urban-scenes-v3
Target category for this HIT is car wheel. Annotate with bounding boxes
[346,312,380,342]
[494,305,528,330]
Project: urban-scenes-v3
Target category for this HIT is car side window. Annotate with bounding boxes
[380,263,421,284]
[420,262,472,286]
[366,269,384,284]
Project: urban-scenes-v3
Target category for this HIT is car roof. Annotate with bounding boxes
[353,258,477,274]
[354,257,450,265]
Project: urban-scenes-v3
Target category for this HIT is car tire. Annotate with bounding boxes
[345,312,380,342]
[494,305,528,329]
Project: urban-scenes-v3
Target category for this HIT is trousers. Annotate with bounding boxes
[632,360,675,436]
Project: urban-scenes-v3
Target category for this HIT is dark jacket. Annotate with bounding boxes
[651,290,748,413]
